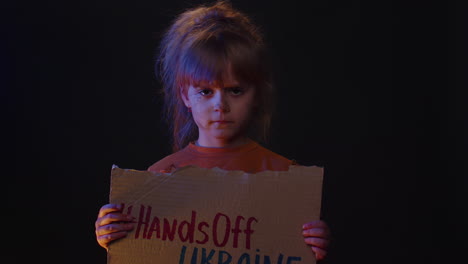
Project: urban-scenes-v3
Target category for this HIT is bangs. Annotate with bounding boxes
[176,31,268,89]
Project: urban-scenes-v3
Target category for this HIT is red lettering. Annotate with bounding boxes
[213,213,230,247]
[231,216,244,248]
[162,218,178,241]
[147,216,160,239]
[123,203,133,215]
[196,221,209,244]
[135,205,152,239]
[130,204,257,250]
[244,217,258,249]
[119,203,133,215]
[178,210,197,243]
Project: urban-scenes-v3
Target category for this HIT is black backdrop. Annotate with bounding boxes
[4,0,466,263]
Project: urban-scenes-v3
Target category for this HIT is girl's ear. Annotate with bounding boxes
[180,86,191,108]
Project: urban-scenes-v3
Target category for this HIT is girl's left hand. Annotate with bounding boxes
[302,220,331,261]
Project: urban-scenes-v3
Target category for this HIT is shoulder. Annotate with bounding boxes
[249,142,295,171]
[147,148,188,173]
[255,143,290,160]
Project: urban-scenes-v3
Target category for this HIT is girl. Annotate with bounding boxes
[95,0,331,261]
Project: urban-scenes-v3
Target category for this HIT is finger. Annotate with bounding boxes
[311,246,327,261]
[100,212,135,227]
[96,222,135,236]
[98,204,123,218]
[97,231,128,249]
[302,220,329,230]
[95,213,135,229]
[302,227,330,238]
[304,237,330,249]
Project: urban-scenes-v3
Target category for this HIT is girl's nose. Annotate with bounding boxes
[213,92,230,112]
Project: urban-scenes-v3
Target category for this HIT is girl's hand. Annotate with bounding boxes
[95,203,135,250]
[302,220,331,261]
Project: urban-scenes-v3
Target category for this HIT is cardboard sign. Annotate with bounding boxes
[108,165,323,264]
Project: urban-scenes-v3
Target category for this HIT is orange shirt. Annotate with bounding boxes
[147,140,294,173]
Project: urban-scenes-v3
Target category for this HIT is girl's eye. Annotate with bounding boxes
[228,87,243,95]
[199,89,213,96]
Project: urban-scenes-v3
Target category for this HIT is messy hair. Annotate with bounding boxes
[156,0,274,152]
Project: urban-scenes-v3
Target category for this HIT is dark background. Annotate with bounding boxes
[4,0,466,263]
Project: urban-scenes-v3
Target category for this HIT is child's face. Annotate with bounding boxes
[181,71,256,147]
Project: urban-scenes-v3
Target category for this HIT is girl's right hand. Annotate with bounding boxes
[95,203,135,250]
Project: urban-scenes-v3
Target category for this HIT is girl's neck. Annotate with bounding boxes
[195,137,250,148]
